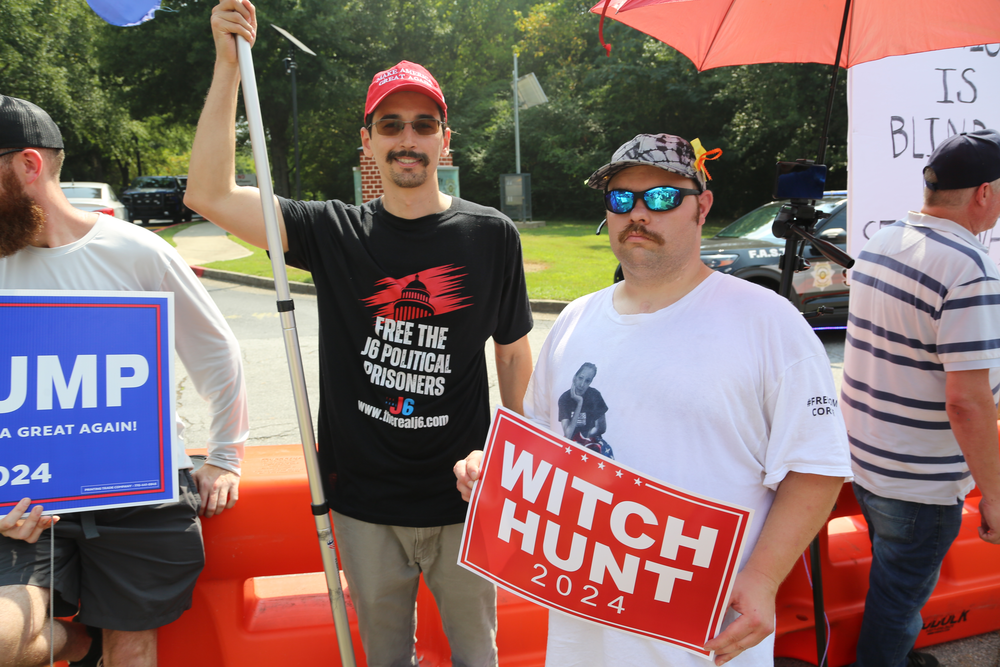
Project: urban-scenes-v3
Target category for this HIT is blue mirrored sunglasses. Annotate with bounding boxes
[603,186,701,214]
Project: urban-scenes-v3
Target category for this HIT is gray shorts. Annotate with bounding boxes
[332,511,497,667]
[0,469,204,631]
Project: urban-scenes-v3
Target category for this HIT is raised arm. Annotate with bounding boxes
[185,0,288,252]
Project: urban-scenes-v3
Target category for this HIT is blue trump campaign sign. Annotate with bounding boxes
[0,291,177,513]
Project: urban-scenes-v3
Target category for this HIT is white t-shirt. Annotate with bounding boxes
[525,273,851,666]
[0,215,248,474]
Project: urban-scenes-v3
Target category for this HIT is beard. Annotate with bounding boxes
[0,167,44,258]
[386,150,431,189]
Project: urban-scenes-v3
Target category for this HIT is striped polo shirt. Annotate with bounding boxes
[842,211,1000,505]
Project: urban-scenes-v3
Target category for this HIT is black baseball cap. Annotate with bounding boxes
[0,95,64,150]
[924,129,1000,191]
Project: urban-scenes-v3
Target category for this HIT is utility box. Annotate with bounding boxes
[352,167,363,206]
[438,166,460,198]
[500,173,531,222]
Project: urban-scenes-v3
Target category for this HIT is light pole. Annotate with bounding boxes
[271,24,315,200]
[513,52,521,175]
[509,53,548,221]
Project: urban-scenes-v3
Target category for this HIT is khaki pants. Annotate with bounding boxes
[332,511,498,667]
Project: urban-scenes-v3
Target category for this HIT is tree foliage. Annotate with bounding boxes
[1,0,847,221]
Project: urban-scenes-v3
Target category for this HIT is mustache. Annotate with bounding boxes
[617,223,665,246]
[386,150,430,167]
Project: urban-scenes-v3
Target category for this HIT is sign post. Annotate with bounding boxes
[234,36,356,667]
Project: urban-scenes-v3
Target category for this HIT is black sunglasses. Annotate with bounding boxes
[604,186,701,214]
[368,118,446,137]
[0,148,26,160]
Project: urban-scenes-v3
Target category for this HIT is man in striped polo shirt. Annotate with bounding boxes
[842,130,1000,667]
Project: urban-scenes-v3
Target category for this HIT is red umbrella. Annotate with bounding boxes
[591,0,1000,165]
[591,0,1000,70]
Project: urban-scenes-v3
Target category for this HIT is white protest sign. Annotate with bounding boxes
[847,45,1000,258]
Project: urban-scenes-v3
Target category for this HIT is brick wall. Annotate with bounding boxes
[359,151,454,203]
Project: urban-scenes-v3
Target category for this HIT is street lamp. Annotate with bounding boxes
[512,52,548,174]
[271,24,316,200]
[505,53,548,222]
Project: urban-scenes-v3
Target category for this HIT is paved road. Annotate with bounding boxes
[176,277,997,667]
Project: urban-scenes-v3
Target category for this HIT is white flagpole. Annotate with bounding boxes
[235,35,357,667]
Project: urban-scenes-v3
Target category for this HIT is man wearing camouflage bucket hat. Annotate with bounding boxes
[457,133,851,666]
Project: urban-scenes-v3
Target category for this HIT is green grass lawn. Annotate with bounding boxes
[519,220,619,301]
[519,219,727,301]
[159,218,725,302]
[154,222,197,245]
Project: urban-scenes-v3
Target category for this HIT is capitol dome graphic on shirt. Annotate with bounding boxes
[362,264,472,321]
[393,275,435,320]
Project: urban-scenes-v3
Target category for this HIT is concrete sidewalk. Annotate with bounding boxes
[173,220,252,266]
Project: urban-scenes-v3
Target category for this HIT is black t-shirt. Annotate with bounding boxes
[280,196,533,526]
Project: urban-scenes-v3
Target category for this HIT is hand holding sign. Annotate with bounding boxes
[0,498,58,544]
[454,451,483,502]
[703,565,778,665]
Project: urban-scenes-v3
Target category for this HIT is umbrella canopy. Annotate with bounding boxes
[591,0,1000,71]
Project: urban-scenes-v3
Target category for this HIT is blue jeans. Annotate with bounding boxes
[851,483,964,667]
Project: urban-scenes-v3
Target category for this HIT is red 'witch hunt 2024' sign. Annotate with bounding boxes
[459,408,753,660]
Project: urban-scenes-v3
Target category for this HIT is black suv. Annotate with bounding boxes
[699,192,850,324]
[121,176,190,226]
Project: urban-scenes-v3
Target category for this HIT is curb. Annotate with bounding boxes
[189,266,318,296]
[530,299,570,314]
[190,265,570,313]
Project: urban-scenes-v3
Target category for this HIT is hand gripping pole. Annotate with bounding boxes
[236,36,357,667]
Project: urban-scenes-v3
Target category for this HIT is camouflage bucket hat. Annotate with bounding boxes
[587,133,719,192]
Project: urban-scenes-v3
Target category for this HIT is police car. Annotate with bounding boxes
[699,191,849,325]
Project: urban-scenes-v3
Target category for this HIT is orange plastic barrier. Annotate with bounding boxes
[774,481,1000,666]
[157,439,1000,667]
[157,445,547,666]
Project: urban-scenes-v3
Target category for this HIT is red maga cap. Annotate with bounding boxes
[364,61,447,121]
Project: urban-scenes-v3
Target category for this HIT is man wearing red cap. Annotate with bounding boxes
[187,2,533,664]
